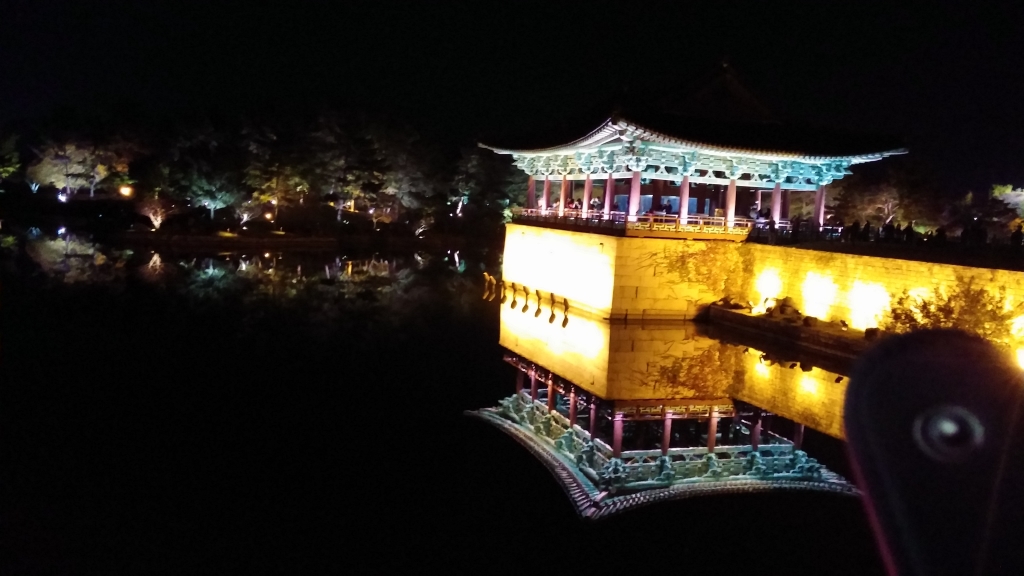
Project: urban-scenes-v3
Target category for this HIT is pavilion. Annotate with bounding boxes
[482,110,905,238]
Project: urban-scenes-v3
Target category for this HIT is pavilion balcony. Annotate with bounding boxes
[511,208,790,241]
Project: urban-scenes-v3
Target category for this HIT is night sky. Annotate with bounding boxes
[2,1,1024,193]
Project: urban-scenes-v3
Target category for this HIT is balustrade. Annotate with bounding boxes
[492,393,828,494]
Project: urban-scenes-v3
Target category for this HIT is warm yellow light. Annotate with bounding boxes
[502,224,614,316]
[801,271,838,319]
[264,213,273,220]
[1016,347,1024,370]
[799,374,819,395]
[119,186,133,197]
[1010,315,1024,340]
[754,268,783,305]
[754,361,770,379]
[499,304,608,364]
[848,280,890,330]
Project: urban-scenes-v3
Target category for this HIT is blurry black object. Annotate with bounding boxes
[845,330,1024,576]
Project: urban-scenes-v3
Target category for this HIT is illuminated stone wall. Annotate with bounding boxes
[737,245,1024,331]
[503,224,1024,331]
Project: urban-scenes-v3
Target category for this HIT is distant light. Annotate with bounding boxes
[264,213,273,220]
[271,199,278,205]
[119,186,133,197]
[264,253,270,258]
[57,193,68,203]
[57,226,66,235]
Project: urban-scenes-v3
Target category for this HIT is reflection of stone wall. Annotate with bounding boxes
[503,224,1024,329]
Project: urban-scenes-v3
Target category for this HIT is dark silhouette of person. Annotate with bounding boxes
[1011,224,1023,248]
[849,220,861,243]
[935,226,947,244]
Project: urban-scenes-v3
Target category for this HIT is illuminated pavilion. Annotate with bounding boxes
[483,110,905,236]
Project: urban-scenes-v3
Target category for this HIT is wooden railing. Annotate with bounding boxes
[494,392,827,493]
[511,208,783,238]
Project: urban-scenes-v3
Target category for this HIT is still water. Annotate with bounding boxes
[1,240,883,574]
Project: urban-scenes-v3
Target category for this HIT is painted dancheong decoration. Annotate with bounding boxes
[482,112,905,234]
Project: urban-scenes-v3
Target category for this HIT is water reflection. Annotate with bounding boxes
[499,305,848,439]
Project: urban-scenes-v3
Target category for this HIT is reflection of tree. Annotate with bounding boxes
[631,345,742,398]
[24,239,130,283]
[641,242,747,296]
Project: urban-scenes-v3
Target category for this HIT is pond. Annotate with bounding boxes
[1,239,884,574]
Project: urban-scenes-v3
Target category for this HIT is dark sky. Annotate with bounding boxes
[2,0,1024,193]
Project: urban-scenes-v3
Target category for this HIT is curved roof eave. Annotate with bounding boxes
[480,117,907,165]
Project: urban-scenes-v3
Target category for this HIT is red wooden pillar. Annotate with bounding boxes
[589,401,598,437]
[526,176,536,209]
[770,182,782,222]
[651,179,663,212]
[558,178,569,216]
[793,423,805,450]
[603,174,614,217]
[581,175,593,217]
[541,177,551,211]
[661,413,673,456]
[530,370,538,402]
[814,185,827,230]
[725,179,737,226]
[707,410,719,452]
[612,412,624,457]
[678,176,690,222]
[568,386,577,427]
[751,412,762,450]
[515,369,524,394]
[627,171,641,220]
[547,378,556,412]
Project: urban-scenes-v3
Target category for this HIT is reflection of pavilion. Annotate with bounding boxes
[469,306,854,518]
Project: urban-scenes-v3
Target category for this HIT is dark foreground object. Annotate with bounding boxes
[845,330,1024,576]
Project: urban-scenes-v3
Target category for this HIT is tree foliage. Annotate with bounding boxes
[884,276,1024,350]
[0,134,20,184]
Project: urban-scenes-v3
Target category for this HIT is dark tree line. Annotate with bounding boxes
[0,111,527,237]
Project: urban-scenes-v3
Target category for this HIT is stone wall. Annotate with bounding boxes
[735,244,1024,330]
[503,223,1024,330]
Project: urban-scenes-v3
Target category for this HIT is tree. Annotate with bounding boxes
[166,126,247,220]
[26,142,91,199]
[243,126,308,220]
[302,115,353,221]
[992,184,1024,219]
[831,181,902,225]
[234,200,263,225]
[136,195,179,230]
[0,135,19,187]
[453,148,528,222]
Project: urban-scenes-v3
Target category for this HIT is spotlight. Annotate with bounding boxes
[835,376,844,383]
[511,294,518,309]
[535,306,542,318]
[562,297,570,312]
[549,311,556,324]
[789,363,798,369]
[561,316,569,328]
[522,301,529,313]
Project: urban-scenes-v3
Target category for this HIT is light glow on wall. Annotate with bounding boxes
[848,280,890,330]
[1016,348,1024,370]
[801,271,838,319]
[754,361,770,379]
[502,225,614,315]
[799,374,820,396]
[754,268,783,305]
